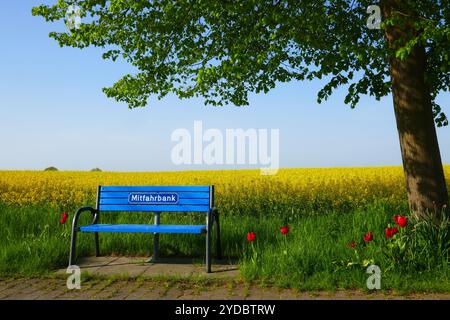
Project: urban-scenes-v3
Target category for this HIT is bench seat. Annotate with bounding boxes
[79,224,206,234]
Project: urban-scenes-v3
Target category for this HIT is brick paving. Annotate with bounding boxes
[1,277,449,300]
[0,256,449,300]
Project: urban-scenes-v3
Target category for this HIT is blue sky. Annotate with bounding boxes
[0,1,449,172]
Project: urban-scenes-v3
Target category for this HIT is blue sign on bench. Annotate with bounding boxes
[127,192,179,205]
[69,185,222,273]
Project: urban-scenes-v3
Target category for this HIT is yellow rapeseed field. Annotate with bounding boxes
[0,167,449,213]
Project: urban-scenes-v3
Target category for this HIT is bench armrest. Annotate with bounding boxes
[69,206,99,266]
[72,206,99,231]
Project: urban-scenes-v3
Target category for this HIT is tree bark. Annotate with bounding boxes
[381,0,449,221]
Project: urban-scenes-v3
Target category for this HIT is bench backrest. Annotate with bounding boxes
[96,185,214,213]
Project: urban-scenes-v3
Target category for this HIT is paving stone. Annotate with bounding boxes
[79,256,148,277]
[0,279,39,299]
[124,288,149,300]
[140,290,165,300]
[192,265,240,279]
[226,289,248,300]
[60,256,239,279]
[181,288,217,300]
[94,264,148,277]
[0,279,14,292]
[108,290,132,300]
[79,281,110,299]
[198,287,230,300]
[2,269,450,300]
[57,256,120,274]
[35,288,67,300]
[79,256,119,266]
[160,287,185,300]
[177,289,200,300]
[89,288,115,300]
[141,263,195,277]
[107,256,148,266]
[7,289,44,300]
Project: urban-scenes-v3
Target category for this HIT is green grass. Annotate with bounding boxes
[239,208,450,292]
[0,203,448,292]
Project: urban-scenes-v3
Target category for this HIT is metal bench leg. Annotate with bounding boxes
[94,232,100,257]
[68,206,98,267]
[152,213,160,262]
[153,233,159,262]
[93,212,100,257]
[215,211,222,260]
[206,213,212,273]
[69,225,77,266]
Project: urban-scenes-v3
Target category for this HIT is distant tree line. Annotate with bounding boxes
[44,167,102,172]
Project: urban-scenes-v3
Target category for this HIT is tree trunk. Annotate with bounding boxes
[381,1,449,221]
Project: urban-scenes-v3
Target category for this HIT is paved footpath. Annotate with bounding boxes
[1,256,449,300]
[1,277,450,300]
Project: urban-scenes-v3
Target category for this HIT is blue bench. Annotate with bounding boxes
[69,185,222,273]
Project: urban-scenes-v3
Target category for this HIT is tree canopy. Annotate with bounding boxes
[32,1,449,125]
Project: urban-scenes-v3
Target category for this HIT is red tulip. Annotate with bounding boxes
[363,232,373,242]
[396,216,408,228]
[348,241,356,248]
[385,227,399,239]
[280,225,289,235]
[60,212,68,224]
[385,227,393,238]
[247,232,256,242]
